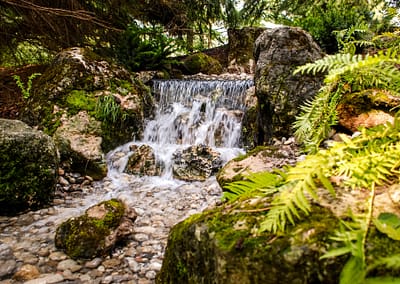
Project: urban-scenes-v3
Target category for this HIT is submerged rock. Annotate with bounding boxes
[254,26,324,144]
[55,199,136,259]
[124,144,161,176]
[172,145,223,182]
[0,119,59,215]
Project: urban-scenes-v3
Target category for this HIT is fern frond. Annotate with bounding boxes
[259,153,335,233]
[222,171,282,201]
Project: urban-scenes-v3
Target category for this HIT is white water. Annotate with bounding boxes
[107,79,253,181]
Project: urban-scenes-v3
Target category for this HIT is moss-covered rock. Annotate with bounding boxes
[55,199,136,259]
[0,119,59,215]
[157,201,347,284]
[157,192,400,283]
[227,27,265,73]
[20,47,154,178]
[182,52,223,75]
[336,89,398,133]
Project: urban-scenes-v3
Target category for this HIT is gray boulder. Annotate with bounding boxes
[254,26,324,144]
[0,119,59,215]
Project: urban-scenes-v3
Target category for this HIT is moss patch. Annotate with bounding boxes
[65,90,97,115]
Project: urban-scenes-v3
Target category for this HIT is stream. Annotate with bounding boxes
[0,78,253,284]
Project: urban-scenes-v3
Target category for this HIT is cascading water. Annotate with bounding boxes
[108,79,253,181]
[0,78,255,283]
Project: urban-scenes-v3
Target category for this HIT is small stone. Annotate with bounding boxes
[13,264,40,281]
[24,273,64,284]
[58,176,69,186]
[57,259,82,272]
[49,251,67,261]
[79,274,93,282]
[0,260,17,278]
[145,270,157,279]
[102,275,113,284]
[85,257,103,269]
[134,233,149,242]
[149,261,162,271]
[58,168,65,175]
[102,258,121,269]
[126,257,140,272]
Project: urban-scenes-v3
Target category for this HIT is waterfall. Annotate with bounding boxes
[108,79,253,180]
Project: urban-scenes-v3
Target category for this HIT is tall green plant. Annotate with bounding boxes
[12,72,42,99]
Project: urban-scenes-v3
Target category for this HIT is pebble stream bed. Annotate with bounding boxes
[0,172,223,284]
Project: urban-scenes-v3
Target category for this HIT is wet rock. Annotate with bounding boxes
[124,144,161,176]
[254,26,324,144]
[55,199,136,259]
[0,119,59,215]
[172,145,223,182]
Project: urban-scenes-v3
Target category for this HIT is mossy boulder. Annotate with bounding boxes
[182,52,223,75]
[157,189,400,283]
[0,119,59,215]
[157,200,345,284]
[254,26,325,144]
[55,199,137,260]
[21,47,154,178]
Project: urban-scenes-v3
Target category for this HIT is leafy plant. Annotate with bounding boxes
[293,48,400,153]
[12,72,42,99]
[95,95,127,126]
[222,171,283,202]
[114,22,181,72]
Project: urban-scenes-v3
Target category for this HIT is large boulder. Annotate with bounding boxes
[0,119,59,215]
[21,47,154,178]
[157,186,400,283]
[254,26,324,144]
[55,199,136,260]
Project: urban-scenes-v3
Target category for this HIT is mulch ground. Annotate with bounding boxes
[0,64,47,120]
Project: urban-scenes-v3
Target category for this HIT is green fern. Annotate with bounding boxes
[293,48,400,152]
[259,153,335,232]
[222,171,282,202]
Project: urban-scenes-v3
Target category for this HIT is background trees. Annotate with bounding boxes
[0,0,398,66]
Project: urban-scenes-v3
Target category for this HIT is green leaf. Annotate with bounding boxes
[340,256,365,284]
[373,213,400,241]
[320,246,352,259]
